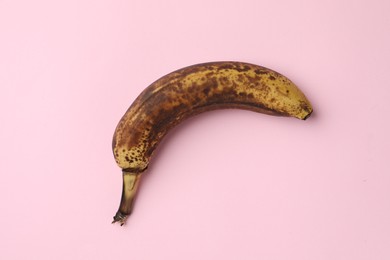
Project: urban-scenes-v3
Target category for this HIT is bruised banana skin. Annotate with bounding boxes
[112,61,313,225]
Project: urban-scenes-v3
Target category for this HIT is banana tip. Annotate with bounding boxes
[302,110,312,120]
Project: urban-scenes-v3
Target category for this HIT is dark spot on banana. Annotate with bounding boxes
[234,64,251,72]
[206,77,218,89]
[218,63,234,70]
[206,72,214,77]
[254,69,267,75]
[185,87,193,93]
[237,74,245,83]
[275,87,288,97]
[269,75,276,80]
[219,76,229,85]
[203,87,211,95]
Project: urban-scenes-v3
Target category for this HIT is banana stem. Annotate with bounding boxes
[112,171,143,226]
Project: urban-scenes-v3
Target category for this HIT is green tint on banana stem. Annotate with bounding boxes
[112,61,313,225]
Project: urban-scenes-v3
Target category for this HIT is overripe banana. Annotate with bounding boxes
[112,61,313,225]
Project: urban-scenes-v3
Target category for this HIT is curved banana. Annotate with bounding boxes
[112,61,313,225]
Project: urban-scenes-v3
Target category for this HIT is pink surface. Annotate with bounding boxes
[1,0,390,259]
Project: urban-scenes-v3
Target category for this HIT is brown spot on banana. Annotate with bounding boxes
[111,61,313,225]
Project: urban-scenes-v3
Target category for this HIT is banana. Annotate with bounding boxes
[112,61,313,225]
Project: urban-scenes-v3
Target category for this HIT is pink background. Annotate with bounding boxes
[1,0,390,259]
